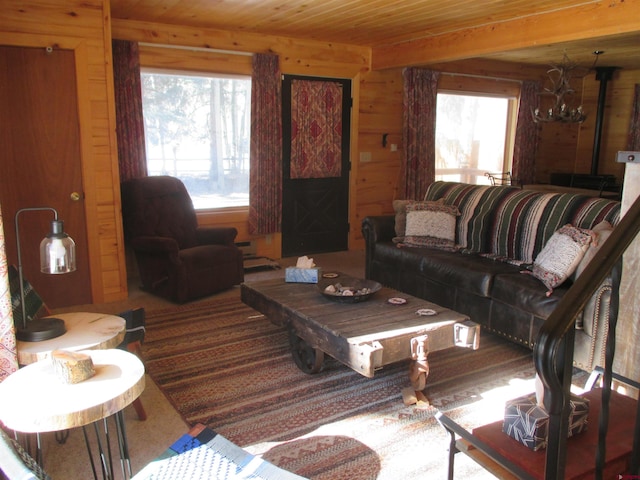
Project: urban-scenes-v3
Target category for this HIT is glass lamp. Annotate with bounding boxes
[15,207,76,342]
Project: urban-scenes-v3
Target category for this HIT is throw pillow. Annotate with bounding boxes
[393,201,460,250]
[571,221,614,281]
[531,224,594,296]
[392,199,415,237]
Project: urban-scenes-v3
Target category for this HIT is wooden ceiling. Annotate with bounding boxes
[110,0,640,70]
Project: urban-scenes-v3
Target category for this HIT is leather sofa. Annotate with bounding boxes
[362,181,621,372]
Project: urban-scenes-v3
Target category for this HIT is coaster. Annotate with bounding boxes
[322,272,339,278]
[416,308,436,316]
[387,297,407,305]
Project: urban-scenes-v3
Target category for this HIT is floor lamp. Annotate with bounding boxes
[14,207,76,342]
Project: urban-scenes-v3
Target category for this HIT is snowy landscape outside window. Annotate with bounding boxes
[141,71,251,209]
[435,93,514,185]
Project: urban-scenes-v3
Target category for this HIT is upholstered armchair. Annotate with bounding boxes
[120,176,244,303]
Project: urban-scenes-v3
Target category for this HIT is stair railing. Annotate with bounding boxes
[534,192,640,479]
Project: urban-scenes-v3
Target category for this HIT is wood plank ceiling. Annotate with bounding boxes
[110,0,640,70]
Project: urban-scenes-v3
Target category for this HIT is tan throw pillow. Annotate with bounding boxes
[394,200,459,250]
[531,224,594,296]
[392,199,415,237]
[572,221,614,281]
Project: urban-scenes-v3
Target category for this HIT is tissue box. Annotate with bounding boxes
[285,267,320,283]
[502,393,589,451]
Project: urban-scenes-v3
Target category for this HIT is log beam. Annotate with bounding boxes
[372,0,640,70]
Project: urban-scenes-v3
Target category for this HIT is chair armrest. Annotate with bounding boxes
[131,236,180,253]
[195,226,238,246]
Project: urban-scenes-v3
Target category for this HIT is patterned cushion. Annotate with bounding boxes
[393,200,459,250]
[531,224,594,296]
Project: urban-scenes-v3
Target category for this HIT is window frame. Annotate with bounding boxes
[435,74,520,185]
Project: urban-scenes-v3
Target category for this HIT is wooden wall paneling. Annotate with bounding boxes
[112,19,371,78]
[352,68,403,249]
[0,0,128,304]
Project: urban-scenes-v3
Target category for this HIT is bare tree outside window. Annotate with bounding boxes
[141,71,251,209]
[435,93,512,185]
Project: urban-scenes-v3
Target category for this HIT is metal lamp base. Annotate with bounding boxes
[16,317,66,342]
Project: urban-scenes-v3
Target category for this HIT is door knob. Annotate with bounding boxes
[70,192,82,201]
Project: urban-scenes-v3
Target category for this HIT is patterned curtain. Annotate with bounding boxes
[401,68,440,200]
[512,80,540,185]
[248,54,282,235]
[0,203,18,381]
[112,39,148,181]
[290,79,343,179]
[628,84,640,150]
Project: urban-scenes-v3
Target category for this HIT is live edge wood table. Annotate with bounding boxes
[240,273,479,391]
[0,349,145,479]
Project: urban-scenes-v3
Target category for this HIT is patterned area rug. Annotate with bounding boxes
[143,297,541,479]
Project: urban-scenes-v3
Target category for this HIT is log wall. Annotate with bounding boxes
[2,1,638,303]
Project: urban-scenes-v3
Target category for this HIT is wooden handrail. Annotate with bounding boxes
[534,192,640,479]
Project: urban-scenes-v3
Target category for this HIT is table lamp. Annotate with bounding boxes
[14,207,76,342]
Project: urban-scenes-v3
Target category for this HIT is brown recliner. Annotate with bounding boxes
[120,176,244,303]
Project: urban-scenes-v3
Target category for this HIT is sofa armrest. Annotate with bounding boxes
[573,278,614,372]
[362,215,396,279]
[362,216,396,244]
[195,226,238,246]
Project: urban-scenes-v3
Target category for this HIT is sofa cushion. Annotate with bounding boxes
[392,199,416,237]
[531,224,593,295]
[492,272,567,319]
[417,252,519,298]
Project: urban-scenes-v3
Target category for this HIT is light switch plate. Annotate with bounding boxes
[616,151,640,163]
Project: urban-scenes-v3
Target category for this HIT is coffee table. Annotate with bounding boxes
[241,272,479,390]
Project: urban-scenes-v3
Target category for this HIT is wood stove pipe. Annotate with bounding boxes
[591,67,618,176]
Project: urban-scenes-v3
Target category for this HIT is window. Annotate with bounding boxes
[435,92,515,185]
[141,71,251,209]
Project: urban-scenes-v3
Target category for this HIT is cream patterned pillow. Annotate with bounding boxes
[394,201,459,250]
[571,221,613,281]
[532,224,594,296]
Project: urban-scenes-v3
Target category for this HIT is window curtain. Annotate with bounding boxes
[112,39,148,181]
[512,80,540,185]
[248,53,282,235]
[401,68,440,200]
[0,204,18,381]
[627,84,640,150]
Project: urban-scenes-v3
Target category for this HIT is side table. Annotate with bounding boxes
[17,312,126,365]
[0,349,145,479]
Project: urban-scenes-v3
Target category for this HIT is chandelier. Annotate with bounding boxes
[533,53,588,124]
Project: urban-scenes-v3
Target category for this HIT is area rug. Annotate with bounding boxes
[143,296,542,479]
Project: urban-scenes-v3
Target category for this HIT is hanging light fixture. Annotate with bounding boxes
[14,207,76,341]
[532,52,590,124]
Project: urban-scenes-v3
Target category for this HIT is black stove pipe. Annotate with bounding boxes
[591,67,618,176]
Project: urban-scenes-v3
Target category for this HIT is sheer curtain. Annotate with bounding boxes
[512,80,540,185]
[0,203,18,381]
[112,39,148,181]
[248,53,282,235]
[401,67,440,200]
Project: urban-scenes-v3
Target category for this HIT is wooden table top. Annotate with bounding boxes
[17,312,125,365]
[0,349,145,433]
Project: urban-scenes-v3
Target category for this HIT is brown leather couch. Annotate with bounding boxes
[362,182,621,372]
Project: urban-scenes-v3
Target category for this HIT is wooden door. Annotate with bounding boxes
[0,45,91,308]
[281,75,351,258]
